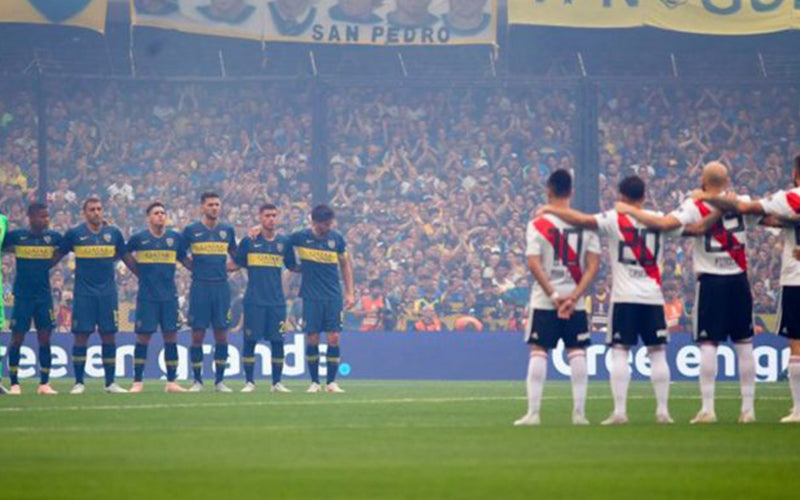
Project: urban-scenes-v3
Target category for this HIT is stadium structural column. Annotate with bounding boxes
[35,71,48,203]
[576,78,600,213]
[310,80,329,206]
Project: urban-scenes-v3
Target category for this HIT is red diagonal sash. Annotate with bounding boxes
[786,192,800,213]
[695,200,747,271]
[533,217,583,284]
[617,213,662,285]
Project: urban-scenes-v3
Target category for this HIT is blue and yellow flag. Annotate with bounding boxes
[0,0,107,33]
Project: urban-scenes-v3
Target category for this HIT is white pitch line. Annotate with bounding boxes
[0,394,791,414]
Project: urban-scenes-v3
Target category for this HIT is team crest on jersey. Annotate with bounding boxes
[277,243,284,252]
[103,233,111,242]
[166,238,174,247]
[43,235,51,244]
[327,239,335,249]
[219,230,227,239]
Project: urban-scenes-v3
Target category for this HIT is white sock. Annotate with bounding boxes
[569,350,588,417]
[789,355,800,414]
[648,348,670,416]
[526,351,548,416]
[609,347,630,416]
[735,342,756,414]
[699,343,718,414]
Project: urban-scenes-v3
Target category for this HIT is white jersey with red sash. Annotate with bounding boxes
[671,195,759,276]
[594,209,682,306]
[525,214,600,311]
[760,187,800,286]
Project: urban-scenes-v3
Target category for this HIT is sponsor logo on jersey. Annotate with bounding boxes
[298,247,338,264]
[247,253,283,267]
[74,245,116,258]
[15,245,55,259]
[191,241,228,255]
[136,250,177,264]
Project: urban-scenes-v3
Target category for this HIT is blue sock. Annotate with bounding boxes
[73,345,87,384]
[190,346,203,383]
[134,343,148,382]
[8,345,21,385]
[214,343,228,385]
[271,341,284,385]
[39,345,52,385]
[102,343,116,386]
[242,339,256,384]
[164,342,178,382]
[306,345,320,384]
[326,346,340,384]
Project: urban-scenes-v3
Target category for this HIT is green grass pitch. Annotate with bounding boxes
[1,379,798,499]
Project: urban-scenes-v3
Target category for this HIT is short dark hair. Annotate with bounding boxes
[260,203,278,213]
[619,175,645,202]
[146,202,165,215]
[200,192,219,204]
[546,169,572,198]
[311,204,335,222]
[27,202,48,217]
[82,196,102,211]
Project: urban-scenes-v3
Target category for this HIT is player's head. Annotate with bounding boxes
[146,202,167,229]
[311,204,335,235]
[546,169,572,200]
[27,202,49,231]
[82,196,103,225]
[259,203,279,232]
[794,154,800,187]
[701,161,729,191]
[618,175,645,204]
[200,192,221,221]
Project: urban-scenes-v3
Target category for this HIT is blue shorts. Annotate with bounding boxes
[244,304,286,342]
[188,281,231,331]
[136,298,180,334]
[10,296,55,333]
[303,298,343,334]
[72,294,119,335]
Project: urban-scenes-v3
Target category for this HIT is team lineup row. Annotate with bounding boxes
[517,158,800,426]
[0,194,354,395]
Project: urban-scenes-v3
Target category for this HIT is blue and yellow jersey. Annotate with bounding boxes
[127,229,184,302]
[234,233,295,306]
[59,223,125,297]
[2,229,62,299]
[288,228,346,300]
[180,221,236,283]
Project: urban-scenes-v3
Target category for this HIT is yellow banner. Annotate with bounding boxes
[247,253,284,267]
[191,241,229,255]
[14,246,55,259]
[0,0,107,33]
[135,250,177,264]
[131,0,497,45]
[298,247,339,264]
[509,0,798,35]
[74,245,116,258]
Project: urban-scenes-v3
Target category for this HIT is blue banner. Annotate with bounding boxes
[0,332,792,382]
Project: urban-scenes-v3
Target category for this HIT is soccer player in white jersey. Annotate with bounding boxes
[540,175,710,425]
[615,162,760,424]
[696,155,800,423]
[515,170,601,426]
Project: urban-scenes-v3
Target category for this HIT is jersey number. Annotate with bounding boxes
[548,228,583,266]
[704,214,745,253]
[618,228,660,267]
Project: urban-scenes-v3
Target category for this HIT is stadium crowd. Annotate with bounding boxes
[1,79,798,332]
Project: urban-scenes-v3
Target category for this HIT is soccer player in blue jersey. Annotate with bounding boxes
[126,202,187,393]
[180,192,237,392]
[288,205,354,393]
[54,197,135,394]
[231,203,296,393]
[1,203,62,395]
